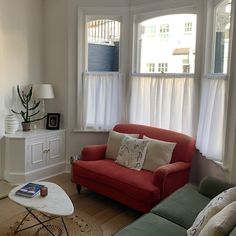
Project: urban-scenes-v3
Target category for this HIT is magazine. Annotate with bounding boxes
[15,182,44,198]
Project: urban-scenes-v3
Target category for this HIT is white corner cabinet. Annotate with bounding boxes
[3,129,65,184]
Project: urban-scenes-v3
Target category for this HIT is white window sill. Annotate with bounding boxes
[72,129,109,133]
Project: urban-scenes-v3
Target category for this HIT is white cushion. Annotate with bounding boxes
[105,130,139,160]
[116,136,148,171]
[187,186,236,236]
[142,136,176,172]
[198,201,236,236]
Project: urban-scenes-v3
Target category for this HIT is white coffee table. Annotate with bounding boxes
[8,181,74,236]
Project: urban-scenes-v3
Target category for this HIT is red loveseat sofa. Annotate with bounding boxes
[72,124,196,213]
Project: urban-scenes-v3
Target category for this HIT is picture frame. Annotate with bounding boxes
[46,113,60,130]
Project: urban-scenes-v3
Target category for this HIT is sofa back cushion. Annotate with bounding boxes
[142,136,176,172]
[113,123,196,163]
[198,201,236,236]
[106,130,139,160]
[116,136,148,170]
[187,186,236,236]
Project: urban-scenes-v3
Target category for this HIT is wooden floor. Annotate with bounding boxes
[0,173,141,236]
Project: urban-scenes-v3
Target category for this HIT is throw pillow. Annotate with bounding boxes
[187,186,236,236]
[142,136,176,172]
[116,136,149,171]
[105,130,139,161]
[198,201,236,236]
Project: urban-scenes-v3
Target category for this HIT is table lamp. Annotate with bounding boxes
[33,84,55,113]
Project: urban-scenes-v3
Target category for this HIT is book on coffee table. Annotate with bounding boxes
[15,182,44,198]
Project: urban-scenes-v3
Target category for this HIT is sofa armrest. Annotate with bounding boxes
[199,176,234,199]
[81,144,107,161]
[152,162,192,199]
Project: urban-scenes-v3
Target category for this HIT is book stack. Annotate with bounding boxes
[15,183,44,198]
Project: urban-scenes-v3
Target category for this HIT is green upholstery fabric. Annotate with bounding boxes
[151,184,210,229]
[199,176,234,199]
[230,227,236,236]
[114,213,186,236]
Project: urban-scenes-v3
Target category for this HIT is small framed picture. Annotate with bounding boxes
[46,113,60,130]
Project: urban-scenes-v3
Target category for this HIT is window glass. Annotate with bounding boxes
[137,14,197,73]
[87,19,120,72]
[213,0,231,73]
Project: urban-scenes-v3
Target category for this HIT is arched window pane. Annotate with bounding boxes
[137,14,197,73]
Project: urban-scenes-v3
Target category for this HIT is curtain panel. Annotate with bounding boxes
[129,74,198,137]
[196,74,227,161]
[79,72,124,131]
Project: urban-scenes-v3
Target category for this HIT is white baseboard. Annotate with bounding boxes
[4,162,66,185]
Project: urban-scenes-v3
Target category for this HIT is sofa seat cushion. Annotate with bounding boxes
[114,213,186,236]
[73,159,160,204]
[151,184,210,229]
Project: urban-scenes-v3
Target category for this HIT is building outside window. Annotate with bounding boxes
[184,22,192,34]
[146,63,155,72]
[159,24,169,41]
[146,25,157,39]
[158,63,168,73]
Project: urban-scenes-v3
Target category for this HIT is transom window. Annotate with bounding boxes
[86,19,120,72]
[136,14,197,73]
[212,0,231,73]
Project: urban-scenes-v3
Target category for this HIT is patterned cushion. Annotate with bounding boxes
[199,201,236,236]
[187,187,236,236]
[116,136,148,170]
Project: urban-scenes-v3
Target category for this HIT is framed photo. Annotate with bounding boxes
[46,113,60,130]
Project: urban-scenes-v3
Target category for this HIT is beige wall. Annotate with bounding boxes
[0,0,44,177]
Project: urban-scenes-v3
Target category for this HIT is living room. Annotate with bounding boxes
[0,0,236,235]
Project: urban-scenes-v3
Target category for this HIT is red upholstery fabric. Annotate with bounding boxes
[113,124,195,163]
[72,123,196,213]
[81,144,106,161]
[73,159,160,205]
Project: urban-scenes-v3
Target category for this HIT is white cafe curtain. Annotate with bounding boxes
[80,72,124,131]
[129,74,197,137]
[196,74,227,161]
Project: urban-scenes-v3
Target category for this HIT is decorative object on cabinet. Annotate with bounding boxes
[33,84,55,114]
[5,114,19,134]
[46,113,60,130]
[4,129,65,184]
[11,85,47,131]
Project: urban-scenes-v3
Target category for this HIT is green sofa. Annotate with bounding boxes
[114,176,236,236]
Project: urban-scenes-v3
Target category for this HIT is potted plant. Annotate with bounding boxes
[11,85,46,131]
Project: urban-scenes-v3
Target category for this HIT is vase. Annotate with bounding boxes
[5,114,19,134]
[22,122,31,131]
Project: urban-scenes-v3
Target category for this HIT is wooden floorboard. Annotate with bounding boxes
[0,173,141,235]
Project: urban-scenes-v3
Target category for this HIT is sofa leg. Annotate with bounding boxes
[77,184,81,194]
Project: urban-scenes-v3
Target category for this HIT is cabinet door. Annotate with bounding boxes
[47,133,65,165]
[27,138,47,171]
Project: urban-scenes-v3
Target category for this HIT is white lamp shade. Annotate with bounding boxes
[33,84,55,99]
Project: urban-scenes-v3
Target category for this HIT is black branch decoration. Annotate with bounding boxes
[11,85,47,123]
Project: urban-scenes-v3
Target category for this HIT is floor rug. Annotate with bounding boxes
[1,208,103,236]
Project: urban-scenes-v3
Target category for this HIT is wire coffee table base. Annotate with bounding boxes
[14,207,69,236]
